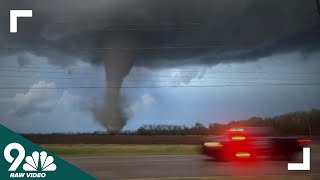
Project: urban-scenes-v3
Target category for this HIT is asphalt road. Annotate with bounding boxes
[64,152,320,180]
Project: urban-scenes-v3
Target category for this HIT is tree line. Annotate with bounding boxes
[131,108,320,136]
[24,109,320,136]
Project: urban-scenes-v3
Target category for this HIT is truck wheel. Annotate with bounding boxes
[215,152,231,162]
[270,154,280,161]
[272,152,295,161]
[284,152,295,161]
[215,156,230,162]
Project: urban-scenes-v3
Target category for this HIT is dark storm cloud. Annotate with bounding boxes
[0,0,319,132]
[0,0,319,65]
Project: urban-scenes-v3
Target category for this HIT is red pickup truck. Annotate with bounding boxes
[202,127,311,161]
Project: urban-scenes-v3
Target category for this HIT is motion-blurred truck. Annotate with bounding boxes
[202,127,311,161]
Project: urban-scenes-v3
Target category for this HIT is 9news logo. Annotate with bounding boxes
[4,143,56,178]
[0,125,95,180]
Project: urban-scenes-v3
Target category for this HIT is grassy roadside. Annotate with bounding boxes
[42,144,199,156]
[42,144,320,156]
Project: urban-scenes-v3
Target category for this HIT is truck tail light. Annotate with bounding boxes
[297,138,311,147]
[229,128,244,132]
[231,136,246,141]
[204,142,223,148]
[235,152,251,158]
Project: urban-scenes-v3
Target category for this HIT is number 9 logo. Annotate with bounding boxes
[4,143,25,171]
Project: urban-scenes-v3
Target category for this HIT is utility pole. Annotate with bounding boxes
[307,115,312,138]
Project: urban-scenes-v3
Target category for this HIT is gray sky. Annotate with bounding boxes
[0,50,319,133]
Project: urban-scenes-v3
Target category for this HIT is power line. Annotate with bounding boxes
[101,27,199,31]
[0,64,319,75]
[0,63,318,75]
[0,75,99,80]
[0,83,319,90]
[0,27,202,34]
[0,73,318,82]
[0,45,223,51]
[51,22,202,26]
[3,80,319,88]
[0,67,319,76]
[0,69,100,75]
[134,71,320,75]
[0,65,83,70]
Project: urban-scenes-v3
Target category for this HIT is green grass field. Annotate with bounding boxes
[42,144,199,156]
[42,144,319,156]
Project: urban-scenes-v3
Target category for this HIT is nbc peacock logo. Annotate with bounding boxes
[23,151,57,172]
[4,143,57,178]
